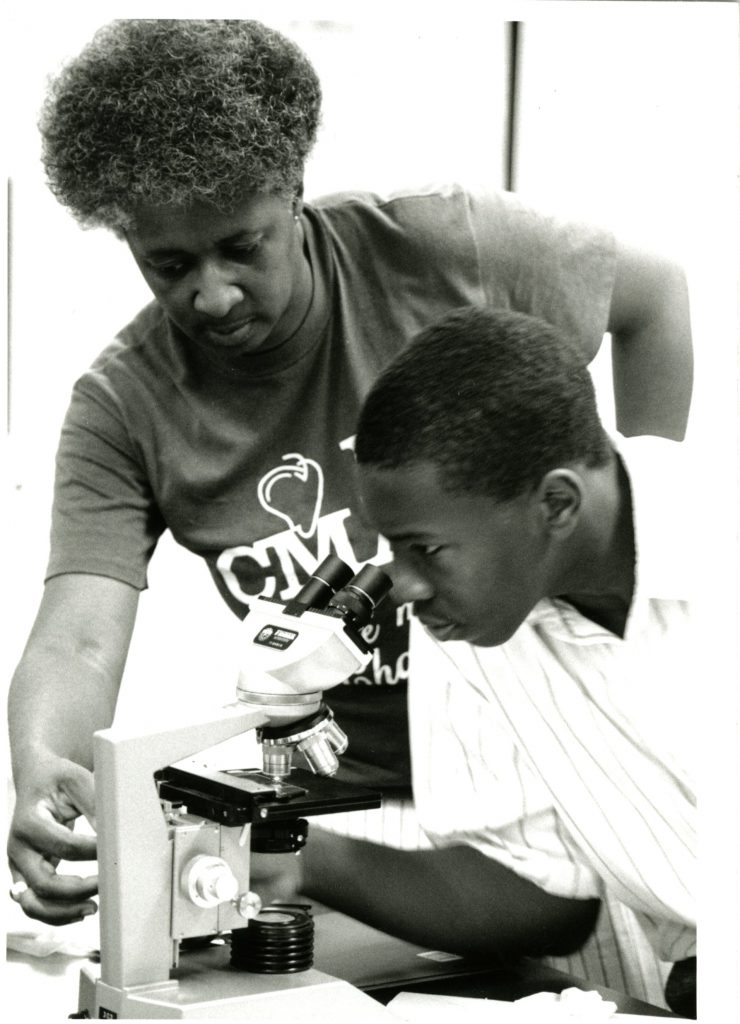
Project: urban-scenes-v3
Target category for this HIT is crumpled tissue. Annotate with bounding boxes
[386,986,618,1022]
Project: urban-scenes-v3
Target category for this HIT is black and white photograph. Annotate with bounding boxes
[2,2,738,1020]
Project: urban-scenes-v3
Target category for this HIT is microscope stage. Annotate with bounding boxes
[156,764,382,826]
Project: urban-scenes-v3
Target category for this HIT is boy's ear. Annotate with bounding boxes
[536,469,582,536]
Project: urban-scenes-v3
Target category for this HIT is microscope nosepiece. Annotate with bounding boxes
[298,717,348,777]
[298,734,339,776]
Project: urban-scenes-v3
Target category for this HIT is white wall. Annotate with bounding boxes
[513,1,738,451]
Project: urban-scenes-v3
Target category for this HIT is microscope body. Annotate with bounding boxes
[76,558,393,1019]
[236,557,393,779]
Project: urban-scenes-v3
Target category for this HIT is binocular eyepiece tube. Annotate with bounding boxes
[290,554,354,611]
[294,555,392,629]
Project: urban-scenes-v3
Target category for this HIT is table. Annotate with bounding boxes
[5,905,678,1018]
[311,909,677,1016]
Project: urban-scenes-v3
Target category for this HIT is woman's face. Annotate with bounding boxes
[126,192,312,358]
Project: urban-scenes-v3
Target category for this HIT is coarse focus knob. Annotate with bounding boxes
[182,855,239,908]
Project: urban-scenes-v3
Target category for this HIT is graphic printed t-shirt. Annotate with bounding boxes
[47,185,617,792]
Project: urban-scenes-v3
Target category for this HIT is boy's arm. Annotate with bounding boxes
[253,829,600,959]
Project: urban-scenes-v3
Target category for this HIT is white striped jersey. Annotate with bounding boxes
[406,436,697,965]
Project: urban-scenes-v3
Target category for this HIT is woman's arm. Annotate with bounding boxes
[607,240,693,440]
[7,573,139,924]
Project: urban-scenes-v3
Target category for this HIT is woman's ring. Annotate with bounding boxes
[9,879,29,902]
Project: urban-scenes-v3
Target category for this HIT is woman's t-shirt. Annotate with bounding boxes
[46,184,616,792]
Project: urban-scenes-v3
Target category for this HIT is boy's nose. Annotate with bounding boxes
[389,562,434,605]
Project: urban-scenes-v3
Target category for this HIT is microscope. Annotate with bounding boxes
[75,556,395,1019]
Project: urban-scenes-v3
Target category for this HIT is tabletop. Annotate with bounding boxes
[5,902,679,1019]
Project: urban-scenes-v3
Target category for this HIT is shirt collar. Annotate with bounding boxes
[527,434,695,642]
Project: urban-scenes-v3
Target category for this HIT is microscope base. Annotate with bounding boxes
[77,959,391,1020]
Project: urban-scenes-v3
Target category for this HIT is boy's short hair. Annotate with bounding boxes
[40,19,321,233]
[355,306,611,501]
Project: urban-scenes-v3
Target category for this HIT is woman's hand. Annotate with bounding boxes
[8,753,98,924]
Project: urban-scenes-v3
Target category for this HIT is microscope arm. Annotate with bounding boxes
[94,704,267,990]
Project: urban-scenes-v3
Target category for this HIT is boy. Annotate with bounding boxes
[353,306,697,1017]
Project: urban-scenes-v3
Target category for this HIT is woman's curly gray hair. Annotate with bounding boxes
[39,19,322,233]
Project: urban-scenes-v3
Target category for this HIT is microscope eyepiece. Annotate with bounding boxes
[291,554,354,610]
[327,564,393,628]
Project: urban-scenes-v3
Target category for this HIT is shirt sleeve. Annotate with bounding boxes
[45,370,166,589]
[465,188,617,361]
[408,620,601,900]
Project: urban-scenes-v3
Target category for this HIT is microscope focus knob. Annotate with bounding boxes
[235,891,263,921]
[182,855,240,908]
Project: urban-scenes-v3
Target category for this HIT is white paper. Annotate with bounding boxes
[385,989,690,1023]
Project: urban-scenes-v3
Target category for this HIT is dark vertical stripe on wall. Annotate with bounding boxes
[6,177,11,433]
[505,22,521,192]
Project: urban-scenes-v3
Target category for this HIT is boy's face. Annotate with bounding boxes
[358,461,553,648]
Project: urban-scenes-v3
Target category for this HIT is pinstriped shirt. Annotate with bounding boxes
[407,436,697,963]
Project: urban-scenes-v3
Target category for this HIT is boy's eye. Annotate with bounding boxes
[412,543,443,558]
